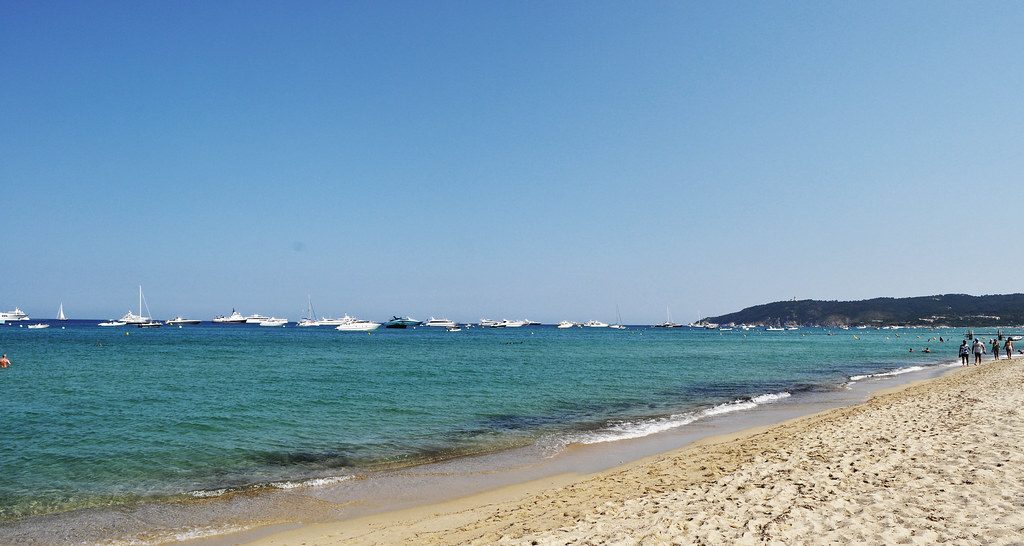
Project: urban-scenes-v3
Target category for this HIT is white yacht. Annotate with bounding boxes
[27,323,50,329]
[609,323,626,330]
[165,316,201,325]
[0,308,31,322]
[213,310,247,323]
[98,320,127,327]
[259,318,288,327]
[335,318,381,331]
[317,316,350,326]
[424,317,456,328]
[297,296,321,326]
[583,320,609,328]
[765,326,785,331]
[297,318,321,327]
[523,319,542,326]
[479,318,503,328]
[557,321,576,329]
[500,319,526,328]
[244,314,271,324]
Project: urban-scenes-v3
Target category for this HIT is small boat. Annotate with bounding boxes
[557,321,576,329]
[447,326,462,332]
[765,326,785,331]
[136,321,162,328]
[98,320,127,327]
[336,318,381,332]
[165,316,201,325]
[424,317,456,328]
[213,310,247,323]
[27,323,50,329]
[523,319,542,326]
[259,318,288,327]
[500,319,527,328]
[297,319,321,327]
[719,327,734,331]
[583,320,609,328]
[56,303,67,321]
[385,316,422,328]
[244,314,272,324]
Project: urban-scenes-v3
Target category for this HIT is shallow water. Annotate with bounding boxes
[0,321,980,526]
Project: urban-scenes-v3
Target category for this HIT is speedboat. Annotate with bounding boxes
[259,318,288,327]
[424,317,456,328]
[765,326,785,331]
[98,320,127,327]
[0,308,30,322]
[653,322,680,328]
[385,316,422,328]
[245,314,271,324]
[27,323,49,329]
[336,318,381,332]
[213,310,247,323]
[557,321,576,329]
[609,324,626,330]
[447,326,462,332]
[583,320,609,328]
[136,321,162,328]
[479,318,503,328]
[165,316,201,325]
[523,319,542,326]
[500,319,527,328]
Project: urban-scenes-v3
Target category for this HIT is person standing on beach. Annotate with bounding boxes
[1005,338,1014,360]
[0,354,9,368]
[972,339,985,364]
[959,341,970,365]
[992,339,1001,360]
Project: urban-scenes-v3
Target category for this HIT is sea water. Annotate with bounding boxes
[0,321,980,534]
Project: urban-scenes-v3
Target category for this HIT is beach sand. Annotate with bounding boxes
[250,360,1024,544]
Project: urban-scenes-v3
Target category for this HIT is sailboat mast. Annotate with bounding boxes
[139,285,143,316]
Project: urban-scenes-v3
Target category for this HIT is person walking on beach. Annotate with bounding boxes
[959,341,970,366]
[992,339,1001,360]
[972,339,985,365]
[0,354,9,368]
[1005,338,1014,360]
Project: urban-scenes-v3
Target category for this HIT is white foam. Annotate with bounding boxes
[270,475,352,490]
[189,488,229,498]
[172,524,246,542]
[848,361,958,382]
[566,392,792,446]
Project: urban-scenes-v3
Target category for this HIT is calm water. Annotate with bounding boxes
[0,321,972,523]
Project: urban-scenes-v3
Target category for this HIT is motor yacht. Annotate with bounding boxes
[297,318,321,327]
[136,321,162,328]
[583,320,609,328]
[213,310,247,323]
[424,317,456,328]
[259,318,288,327]
[557,321,576,329]
[523,319,542,326]
[479,318,503,328]
[244,314,272,324]
[385,316,422,328]
[165,316,201,325]
[609,324,626,330]
[500,319,527,328]
[27,323,49,329]
[98,320,127,327]
[0,308,30,322]
[317,316,350,326]
[335,318,381,331]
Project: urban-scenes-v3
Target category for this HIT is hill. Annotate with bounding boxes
[705,294,1024,327]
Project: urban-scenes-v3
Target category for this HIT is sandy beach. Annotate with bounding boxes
[247,359,1024,545]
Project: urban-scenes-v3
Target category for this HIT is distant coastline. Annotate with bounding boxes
[705,293,1024,328]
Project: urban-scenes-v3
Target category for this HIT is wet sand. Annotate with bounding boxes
[247,359,1024,544]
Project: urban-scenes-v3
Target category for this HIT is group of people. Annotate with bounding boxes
[959,338,1015,365]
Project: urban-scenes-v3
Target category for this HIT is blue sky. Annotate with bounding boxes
[3,1,1023,322]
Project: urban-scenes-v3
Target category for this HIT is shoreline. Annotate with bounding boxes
[241,358,1023,544]
[188,359,968,545]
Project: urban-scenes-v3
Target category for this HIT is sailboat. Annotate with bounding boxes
[609,305,626,329]
[56,302,67,321]
[121,286,161,328]
[297,295,321,327]
[653,306,680,328]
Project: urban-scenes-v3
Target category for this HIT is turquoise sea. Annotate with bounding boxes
[0,321,976,536]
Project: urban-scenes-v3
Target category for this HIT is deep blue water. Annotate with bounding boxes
[0,320,972,521]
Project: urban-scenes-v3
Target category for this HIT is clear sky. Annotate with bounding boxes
[3,1,1023,323]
